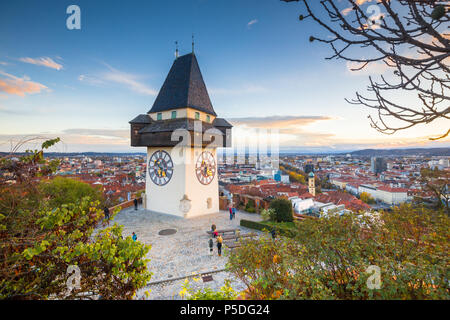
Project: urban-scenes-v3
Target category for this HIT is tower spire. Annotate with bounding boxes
[192,34,195,53]
[175,41,179,59]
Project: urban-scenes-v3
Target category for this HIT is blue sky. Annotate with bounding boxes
[0,0,448,153]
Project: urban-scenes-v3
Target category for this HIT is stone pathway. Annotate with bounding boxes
[106,207,262,299]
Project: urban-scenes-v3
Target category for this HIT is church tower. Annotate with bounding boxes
[308,172,316,197]
[130,52,232,218]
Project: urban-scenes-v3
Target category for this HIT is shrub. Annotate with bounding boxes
[240,219,297,238]
[181,278,238,300]
[240,219,270,232]
[360,192,376,204]
[269,198,293,222]
[260,208,275,221]
[229,205,450,300]
[245,207,256,213]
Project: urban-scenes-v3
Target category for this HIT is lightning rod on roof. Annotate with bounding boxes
[192,34,195,53]
[175,41,179,59]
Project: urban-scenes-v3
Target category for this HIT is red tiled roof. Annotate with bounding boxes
[377,186,408,193]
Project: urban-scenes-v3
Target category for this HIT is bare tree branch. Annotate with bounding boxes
[283,0,450,139]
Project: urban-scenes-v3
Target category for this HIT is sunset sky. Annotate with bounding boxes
[0,0,448,153]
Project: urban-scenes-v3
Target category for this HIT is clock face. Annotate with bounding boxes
[148,150,173,186]
[195,151,216,185]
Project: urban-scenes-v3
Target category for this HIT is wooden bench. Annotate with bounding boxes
[239,233,256,239]
[225,242,241,249]
[206,228,238,236]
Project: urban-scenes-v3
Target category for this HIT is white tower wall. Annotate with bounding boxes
[145,146,219,218]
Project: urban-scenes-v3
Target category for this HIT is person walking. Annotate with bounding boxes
[208,238,214,255]
[217,235,223,257]
[213,229,218,238]
[232,207,236,220]
[132,232,137,241]
[133,198,138,210]
[103,206,110,226]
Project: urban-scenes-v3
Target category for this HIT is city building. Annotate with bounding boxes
[371,157,387,175]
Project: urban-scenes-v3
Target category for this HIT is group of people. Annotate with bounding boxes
[209,224,223,256]
[103,205,138,242]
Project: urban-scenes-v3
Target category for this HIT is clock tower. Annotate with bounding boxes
[129,52,232,218]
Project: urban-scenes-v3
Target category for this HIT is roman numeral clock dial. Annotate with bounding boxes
[148,150,173,186]
[195,151,216,185]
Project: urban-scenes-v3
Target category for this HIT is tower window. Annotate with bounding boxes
[171,111,177,119]
[206,115,211,123]
[195,112,200,120]
[157,113,162,120]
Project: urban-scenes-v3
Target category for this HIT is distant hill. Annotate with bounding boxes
[0,152,146,158]
[349,148,450,157]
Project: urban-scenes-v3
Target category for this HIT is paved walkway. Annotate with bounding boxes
[107,206,263,299]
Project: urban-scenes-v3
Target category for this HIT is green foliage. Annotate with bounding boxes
[39,177,104,208]
[240,219,271,232]
[244,199,255,213]
[180,278,238,300]
[269,198,293,222]
[229,205,450,300]
[0,139,152,299]
[260,208,275,221]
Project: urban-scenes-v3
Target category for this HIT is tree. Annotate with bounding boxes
[269,198,294,222]
[39,177,104,208]
[227,205,449,299]
[420,167,449,213]
[245,199,256,213]
[283,0,449,140]
[360,191,376,204]
[0,139,152,299]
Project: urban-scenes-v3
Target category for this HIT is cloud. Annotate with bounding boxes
[78,74,105,86]
[0,71,48,97]
[228,115,338,149]
[62,128,129,139]
[0,129,131,153]
[247,19,258,28]
[18,57,63,70]
[228,115,333,128]
[0,61,9,66]
[79,64,157,95]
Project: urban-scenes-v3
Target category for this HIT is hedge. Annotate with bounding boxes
[240,219,297,238]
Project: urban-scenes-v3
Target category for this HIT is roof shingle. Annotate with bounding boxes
[148,53,217,116]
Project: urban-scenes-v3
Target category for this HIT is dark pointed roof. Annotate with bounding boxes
[129,114,152,124]
[148,53,217,116]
